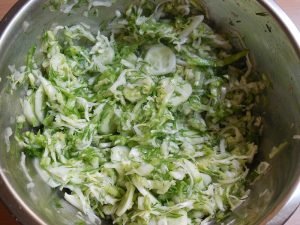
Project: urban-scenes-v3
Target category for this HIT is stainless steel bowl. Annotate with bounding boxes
[0,0,300,224]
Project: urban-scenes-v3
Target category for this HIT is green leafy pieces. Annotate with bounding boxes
[9,0,267,225]
[49,0,114,13]
[185,49,249,67]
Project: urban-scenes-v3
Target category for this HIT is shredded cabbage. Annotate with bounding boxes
[49,0,114,13]
[4,127,13,152]
[10,0,267,224]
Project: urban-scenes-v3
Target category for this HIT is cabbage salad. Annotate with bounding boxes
[9,0,267,224]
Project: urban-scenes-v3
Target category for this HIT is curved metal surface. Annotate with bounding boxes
[261,0,300,54]
[0,2,51,225]
[0,0,299,225]
[0,0,27,30]
[257,1,300,224]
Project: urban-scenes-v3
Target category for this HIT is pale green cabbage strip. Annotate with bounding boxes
[10,1,267,224]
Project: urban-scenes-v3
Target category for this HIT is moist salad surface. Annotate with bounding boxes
[9,0,267,224]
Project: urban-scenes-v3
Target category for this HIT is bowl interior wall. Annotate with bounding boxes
[0,0,300,224]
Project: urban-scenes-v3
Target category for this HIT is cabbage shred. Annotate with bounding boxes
[11,1,267,224]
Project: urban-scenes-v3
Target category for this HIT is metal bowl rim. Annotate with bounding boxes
[0,0,300,224]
